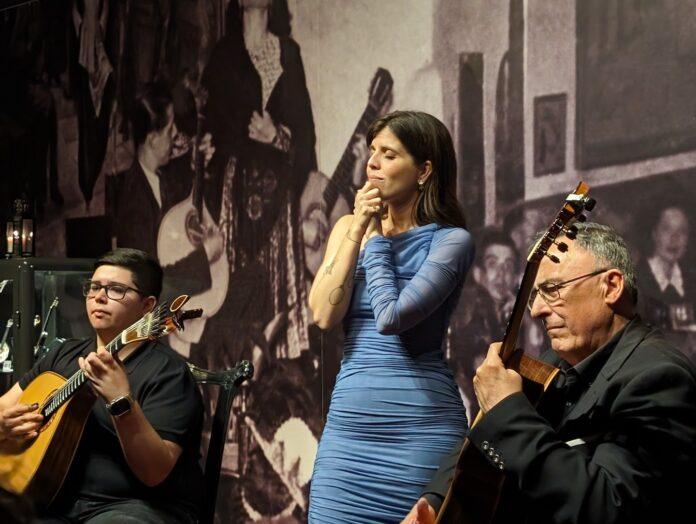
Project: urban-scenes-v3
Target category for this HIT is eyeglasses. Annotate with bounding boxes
[527,268,611,311]
[82,281,143,301]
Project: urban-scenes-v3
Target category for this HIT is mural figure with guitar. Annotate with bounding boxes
[0,248,204,523]
[112,82,224,361]
[403,187,696,524]
[300,67,394,278]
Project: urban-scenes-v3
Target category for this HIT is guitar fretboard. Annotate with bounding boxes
[41,337,123,418]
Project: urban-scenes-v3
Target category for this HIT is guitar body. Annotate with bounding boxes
[157,74,229,357]
[301,170,352,276]
[437,353,560,523]
[157,192,230,354]
[0,371,96,508]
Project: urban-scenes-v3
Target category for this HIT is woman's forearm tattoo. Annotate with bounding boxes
[329,272,354,306]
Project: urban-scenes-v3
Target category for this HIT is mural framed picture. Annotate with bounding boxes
[533,93,566,177]
[576,0,696,169]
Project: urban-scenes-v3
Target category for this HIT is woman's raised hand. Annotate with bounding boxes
[350,181,382,236]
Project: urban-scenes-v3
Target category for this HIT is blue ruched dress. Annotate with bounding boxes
[309,223,474,523]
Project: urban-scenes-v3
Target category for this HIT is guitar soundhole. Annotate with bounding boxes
[184,210,203,247]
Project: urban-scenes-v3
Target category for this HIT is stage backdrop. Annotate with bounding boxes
[2,1,695,522]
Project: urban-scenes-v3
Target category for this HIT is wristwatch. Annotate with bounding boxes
[106,394,133,418]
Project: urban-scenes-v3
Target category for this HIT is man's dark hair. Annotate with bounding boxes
[131,82,173,147]
[94,248,163,299]
[475,227,518,267]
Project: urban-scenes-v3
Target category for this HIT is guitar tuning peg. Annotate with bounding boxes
[554,241,568,253]
[564,225,578,239]
[584,197,596,211]
[546,253,560,263]
[577,214,587,223]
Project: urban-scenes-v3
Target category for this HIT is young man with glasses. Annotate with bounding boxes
[403,223,696,524]
[0,248,203,523]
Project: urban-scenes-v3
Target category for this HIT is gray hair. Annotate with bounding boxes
[534,222,638,304]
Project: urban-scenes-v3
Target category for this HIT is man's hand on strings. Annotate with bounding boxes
[473,343,523,413]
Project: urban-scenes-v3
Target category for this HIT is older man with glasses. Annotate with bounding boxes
[403,222,696,524]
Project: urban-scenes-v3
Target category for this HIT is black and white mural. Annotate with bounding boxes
[2,1,695,522]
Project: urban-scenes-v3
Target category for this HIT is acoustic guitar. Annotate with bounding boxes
[436,182,596,523]
[0,295,202,509]
[301,67,393,276]
[157,74,229,356]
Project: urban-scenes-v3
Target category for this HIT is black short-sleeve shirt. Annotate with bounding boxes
[18,338,204,515]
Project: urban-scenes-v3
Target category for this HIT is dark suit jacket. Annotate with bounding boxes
[425,317,696,523]
[112,158,211,295]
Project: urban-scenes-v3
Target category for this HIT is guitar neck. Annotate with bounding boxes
[323,104,380,212]
[191,115,206,217]
[500,262,541,364]
[41,331,129,419]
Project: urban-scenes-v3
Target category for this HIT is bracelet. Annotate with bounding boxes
[345,232,361,244]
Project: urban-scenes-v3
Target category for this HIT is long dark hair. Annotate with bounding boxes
[366,110,467,229]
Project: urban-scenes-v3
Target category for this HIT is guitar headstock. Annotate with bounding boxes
[122,296,203,344]
[163,307,204,335]
[497,182,597,361]
[527,182,596,264]
[367,68,394,116]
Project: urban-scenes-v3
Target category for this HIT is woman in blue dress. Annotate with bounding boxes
[308,111,474,523]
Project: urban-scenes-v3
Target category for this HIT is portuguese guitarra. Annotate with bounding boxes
[0,295,202,509]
